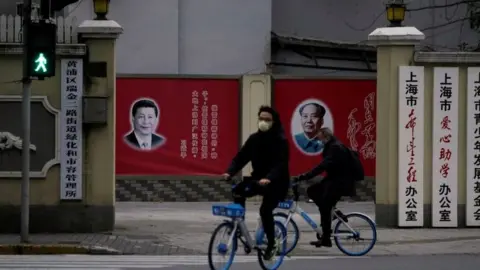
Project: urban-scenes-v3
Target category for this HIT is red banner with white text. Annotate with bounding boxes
[274,79,376,176]
[116,77,240,175]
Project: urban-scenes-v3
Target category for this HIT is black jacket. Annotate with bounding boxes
[226,117,290,190]
[301,137,355,196]
[124,131,165,150]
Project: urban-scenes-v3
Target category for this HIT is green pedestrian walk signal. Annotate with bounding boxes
[27,21,56,79]
[33,53,48,73]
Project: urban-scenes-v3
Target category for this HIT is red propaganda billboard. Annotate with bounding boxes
[274,79,376,176]
[116,77,240,175]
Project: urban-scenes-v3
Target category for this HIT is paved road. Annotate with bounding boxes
[0,255,336,268]
[115,201,480,255]
[1,201,480,255]
[1,255,479,269]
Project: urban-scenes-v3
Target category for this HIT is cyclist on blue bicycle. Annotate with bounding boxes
[293,127,356,248]
[222,105,290,261]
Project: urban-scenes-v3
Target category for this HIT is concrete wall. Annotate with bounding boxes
[0,21,120,233]
[67,0,272,75]
[115,74,376,202]
[371,26,480,228]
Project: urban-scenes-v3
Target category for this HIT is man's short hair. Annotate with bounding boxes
[299,102,326,118]
[131,99,159,117]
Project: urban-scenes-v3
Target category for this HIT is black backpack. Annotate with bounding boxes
[344,147,365,181]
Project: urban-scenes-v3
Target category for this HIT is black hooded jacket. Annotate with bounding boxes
[226,107,290,189]
[301,136,356,196]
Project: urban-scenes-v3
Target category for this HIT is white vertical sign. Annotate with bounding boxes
[466,67,480,226]
[432,67,459,227]
[398,66,424,227]
[60,59,83,200]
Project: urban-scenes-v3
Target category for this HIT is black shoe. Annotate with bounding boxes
[309,236,332,248]
[263,242,278,260]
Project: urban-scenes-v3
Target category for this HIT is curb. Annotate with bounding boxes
[0,244,122,255]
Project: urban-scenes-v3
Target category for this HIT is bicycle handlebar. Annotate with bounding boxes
[225,176,301,201]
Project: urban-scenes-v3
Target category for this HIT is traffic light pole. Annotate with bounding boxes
[21,0,32,243]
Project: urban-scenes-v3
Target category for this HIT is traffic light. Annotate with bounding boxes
[26,20,56,79]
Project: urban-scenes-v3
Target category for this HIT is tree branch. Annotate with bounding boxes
[407,0,479,12]
[420,17,470,31]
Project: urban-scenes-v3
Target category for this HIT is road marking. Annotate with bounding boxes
[0,255,368,269]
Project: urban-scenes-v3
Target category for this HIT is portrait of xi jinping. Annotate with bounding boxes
[124,98,166,151]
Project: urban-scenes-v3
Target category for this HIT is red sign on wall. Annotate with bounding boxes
[116,77,240,175]
[274,79,376,176]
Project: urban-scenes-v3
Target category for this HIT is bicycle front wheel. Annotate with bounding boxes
[273,212,300,255]
[257,220,287,270]
[333,212,377,256]
[208,222,237,270]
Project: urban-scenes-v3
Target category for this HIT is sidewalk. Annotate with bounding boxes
[1,201,479,255]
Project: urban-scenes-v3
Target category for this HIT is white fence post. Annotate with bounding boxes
[0,14,78,44]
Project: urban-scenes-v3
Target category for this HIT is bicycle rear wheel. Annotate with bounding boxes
[273,212,300,255]
[257,220,287,270]
[333,212,377,256]
[208,222,237,270]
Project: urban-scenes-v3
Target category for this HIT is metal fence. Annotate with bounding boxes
[0,15,78,44]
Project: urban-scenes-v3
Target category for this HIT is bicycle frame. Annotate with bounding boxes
[224,217,263,252]
[282,201,358,237]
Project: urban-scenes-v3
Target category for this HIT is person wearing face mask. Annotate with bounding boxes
[221,105,290,261]
[293,127,355,248]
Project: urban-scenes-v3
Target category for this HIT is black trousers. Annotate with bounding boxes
[306,180,342,237]
[232,181,285,247]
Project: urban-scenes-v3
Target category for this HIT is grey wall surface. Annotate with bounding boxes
[0,0,41,16]
[271,50,378,78]
[67,0,272,75]
[273,0,478,50]
[271,0,478,77]
[6,0,471,76]
[0,0,66,16]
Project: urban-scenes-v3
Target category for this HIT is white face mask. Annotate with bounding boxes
[258,120,272,132]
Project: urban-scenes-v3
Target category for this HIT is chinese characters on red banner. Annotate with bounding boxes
[211,104,219,159]
[274,79,376,177]
[346,92,376,160]
[360,93,376,159]
[404,71,419,223]
[437,73,454,223]
[187,90,220,160]
[191,91,200,158]
[115,78,239,175]
[201,91,209,159]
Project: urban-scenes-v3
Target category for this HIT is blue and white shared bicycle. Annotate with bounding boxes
[208,179,288,270]
[274,183,377,256]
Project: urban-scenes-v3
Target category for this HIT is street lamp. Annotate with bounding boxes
[93,0,110,20]
[386,2,406,27]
